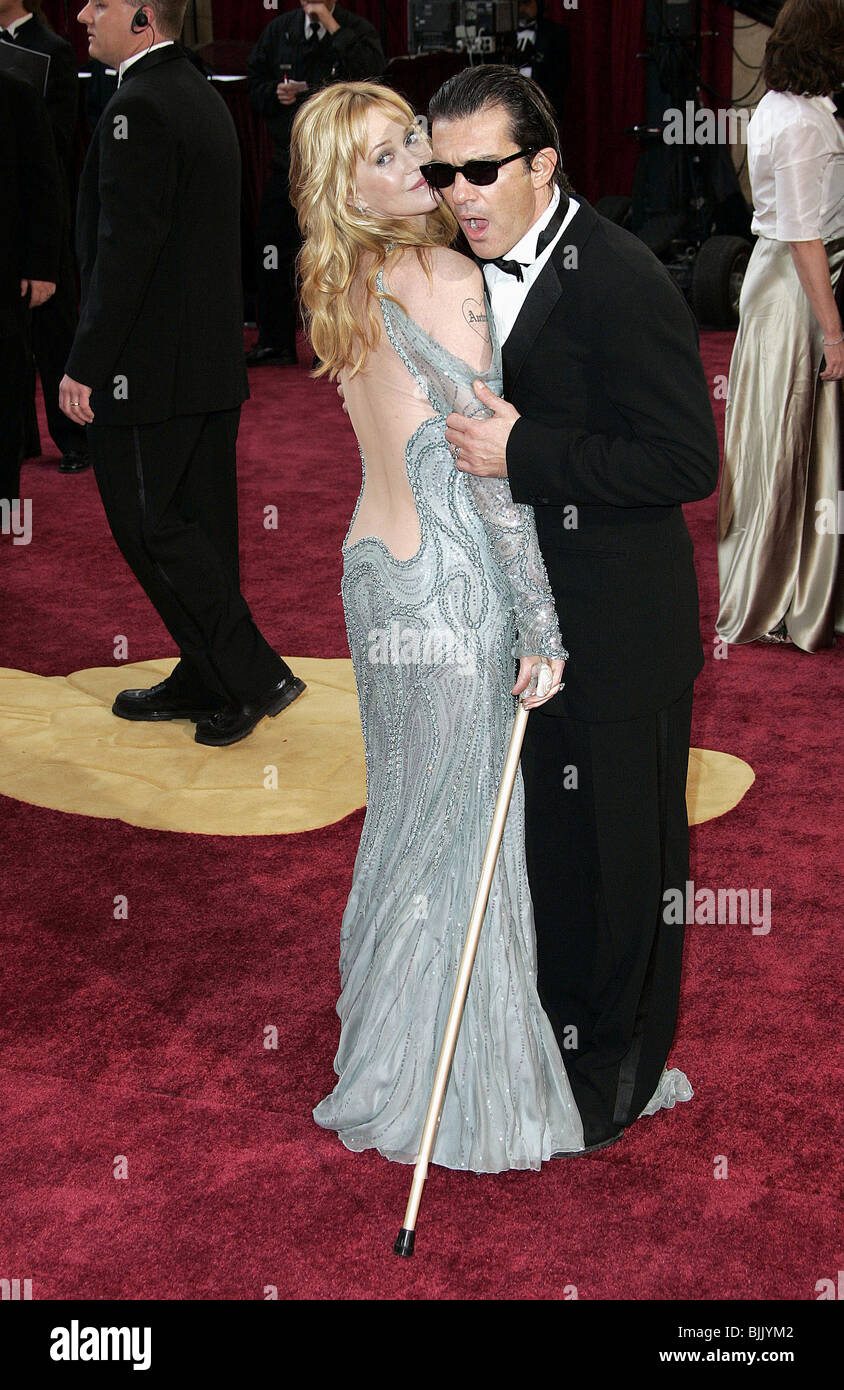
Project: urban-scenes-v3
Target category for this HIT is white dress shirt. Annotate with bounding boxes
[516,24,536,78]
[118,39,175,86]
[483,186,580,345]
[0,12,34,38]
[748,91,844,243]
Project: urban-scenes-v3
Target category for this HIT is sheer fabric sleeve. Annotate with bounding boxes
[464,475,568,660]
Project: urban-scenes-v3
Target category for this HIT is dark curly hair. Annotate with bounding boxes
[762,0,844,96]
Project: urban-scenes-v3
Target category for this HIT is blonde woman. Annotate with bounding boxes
[288,81,584,1170]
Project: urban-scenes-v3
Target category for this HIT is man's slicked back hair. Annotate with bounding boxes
[428,65,572,194]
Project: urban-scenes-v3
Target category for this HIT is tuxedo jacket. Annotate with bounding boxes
[1,15,78,192]
[0,70,61,339]
[522,17,570,118]
[66,46,248,426]
[503,197,720,723]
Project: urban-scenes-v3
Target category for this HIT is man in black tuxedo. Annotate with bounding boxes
[514,0,569,118]
[0,0,89,472]
[0,67,61,503]
[246,2,386,365]
[431,67,719,1151]
[61,0,305,746]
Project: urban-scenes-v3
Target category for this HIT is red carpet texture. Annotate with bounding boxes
[0,331,841,1301]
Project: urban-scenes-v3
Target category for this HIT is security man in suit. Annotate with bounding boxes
[0,67,61,502]
[61,0,305,746]
[0,1,89,472]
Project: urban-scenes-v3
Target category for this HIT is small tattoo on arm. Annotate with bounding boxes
[462,297,491,342]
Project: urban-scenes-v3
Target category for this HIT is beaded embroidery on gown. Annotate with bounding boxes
[312,266,585,1171]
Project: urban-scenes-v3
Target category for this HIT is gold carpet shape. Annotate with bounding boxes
[0,659,754,835]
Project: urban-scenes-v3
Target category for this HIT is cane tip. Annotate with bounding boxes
[393,1227,416,1258]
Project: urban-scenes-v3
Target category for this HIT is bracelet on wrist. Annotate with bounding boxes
[823,333,844,346]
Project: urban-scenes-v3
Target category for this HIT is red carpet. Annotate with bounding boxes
[0,332,841,1300]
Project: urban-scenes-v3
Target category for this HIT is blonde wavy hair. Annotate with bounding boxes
[289,82,458,379]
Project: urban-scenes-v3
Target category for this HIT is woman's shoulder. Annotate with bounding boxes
[751,90,836,142]
[383,244,492,371]
[384,244,484,303]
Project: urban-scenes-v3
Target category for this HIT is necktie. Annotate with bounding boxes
[0,30,18,43]
[489,193,570,279]
[306,20,320,44]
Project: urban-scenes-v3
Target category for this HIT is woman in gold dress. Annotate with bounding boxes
[717,0,844,651]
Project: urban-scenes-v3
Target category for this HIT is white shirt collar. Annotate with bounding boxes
[2,13,34,37]
[484,185,579,285]
[118,40,175,86]
[505,186,562,263]
[305,7,335,40]
[483,187,580,345]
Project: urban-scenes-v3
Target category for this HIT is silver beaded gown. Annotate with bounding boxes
[313,270,585,1171]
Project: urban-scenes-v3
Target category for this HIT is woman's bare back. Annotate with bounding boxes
[340,246,492,561]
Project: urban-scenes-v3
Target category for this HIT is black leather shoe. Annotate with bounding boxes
[552,1129,626,1158]
[245,345,298,367]
[194,674,306,746]
[112,680,225,722]
[59,451,91,473]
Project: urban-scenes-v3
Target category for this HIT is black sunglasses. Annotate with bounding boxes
[419,148,539,190]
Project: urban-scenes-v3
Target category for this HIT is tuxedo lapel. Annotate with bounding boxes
[502,255,561,396]
[502,196,600,396]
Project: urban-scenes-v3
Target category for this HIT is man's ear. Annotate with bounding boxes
[530,147,558,190]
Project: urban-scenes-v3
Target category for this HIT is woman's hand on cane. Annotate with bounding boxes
[513,656,565,709]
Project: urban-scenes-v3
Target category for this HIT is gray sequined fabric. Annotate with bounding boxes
[313,274,584,1170]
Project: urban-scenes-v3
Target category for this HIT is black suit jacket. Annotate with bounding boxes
[520,17,570,118]
[0,69,61,339]
[1,15,78,195]
[67,46,248,426]
[503,197,720,723]
[247,4,386,167]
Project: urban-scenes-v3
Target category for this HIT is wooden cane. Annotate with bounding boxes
[393,666,548,1258]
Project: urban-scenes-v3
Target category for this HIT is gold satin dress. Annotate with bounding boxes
[717,234,844,651]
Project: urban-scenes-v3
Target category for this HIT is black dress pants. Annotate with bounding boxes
[0,331,27,502]
[254,165,300,354]
[87,407,291,705]
[521,685,694,1146]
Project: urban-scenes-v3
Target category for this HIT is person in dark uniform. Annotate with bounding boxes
[246,2,386,365]
[515,0,569,119]
[0,1,90,473]
[0,67,61,503]
[61,0,305,746]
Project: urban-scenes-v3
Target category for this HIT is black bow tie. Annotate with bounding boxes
[0,30,19,42]
[489,194,569,279]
